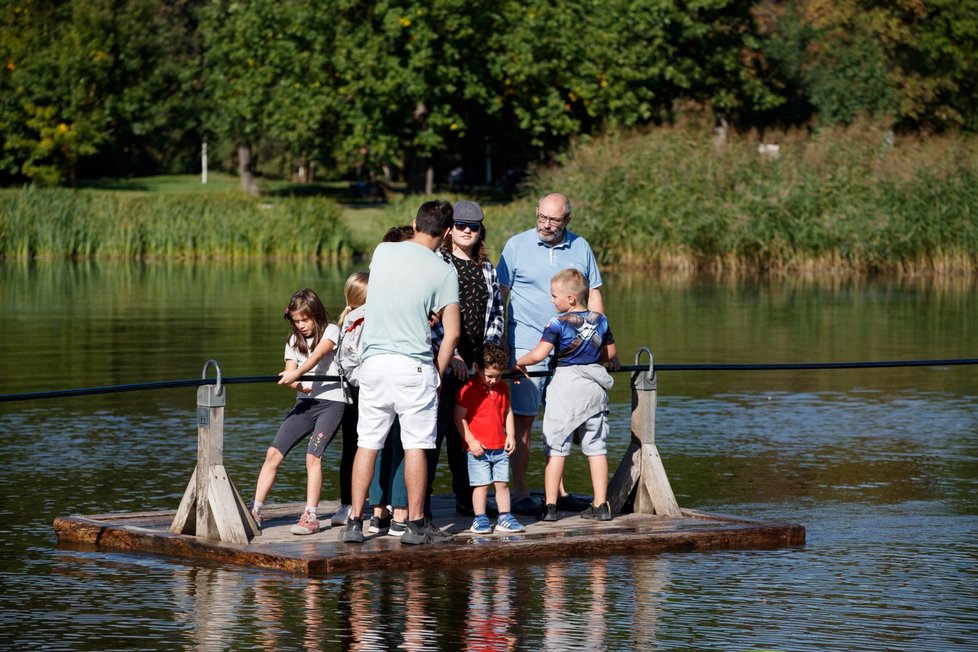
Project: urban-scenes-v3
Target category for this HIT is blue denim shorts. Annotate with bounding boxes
[467,448,510,486]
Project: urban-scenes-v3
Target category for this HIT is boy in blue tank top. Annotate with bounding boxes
[515,268,618,522]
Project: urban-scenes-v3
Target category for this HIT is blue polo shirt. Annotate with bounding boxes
[496,228,603,351]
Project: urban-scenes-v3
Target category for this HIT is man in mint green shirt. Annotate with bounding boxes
[341,200,461,546]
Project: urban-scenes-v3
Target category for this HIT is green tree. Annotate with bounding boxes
[200,0,342,194]
[897,0,978,130]
[756,0,978,130]
[329,1,500,194]
[1,0,203,185]
[487,0,780,152]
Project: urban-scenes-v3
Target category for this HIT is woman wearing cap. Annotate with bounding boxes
[426,200,505,518]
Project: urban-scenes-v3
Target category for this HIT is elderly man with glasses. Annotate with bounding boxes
[496,192,619,516]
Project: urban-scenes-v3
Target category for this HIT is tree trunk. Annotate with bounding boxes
[237,144,260,196]
[405,151,432,195]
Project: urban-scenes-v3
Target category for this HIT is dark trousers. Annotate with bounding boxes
[338,388,359,505]
[425,372,472,516]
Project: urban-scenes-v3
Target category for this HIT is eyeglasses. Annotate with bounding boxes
[454,221,481,232]
[536,213,566,226]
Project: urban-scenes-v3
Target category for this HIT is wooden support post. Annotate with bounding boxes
[170,360,259,543]
[608,348,681,517]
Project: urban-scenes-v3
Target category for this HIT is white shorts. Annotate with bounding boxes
[356,354,440,450]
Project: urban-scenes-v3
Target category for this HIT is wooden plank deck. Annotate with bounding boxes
[53,495,805,576]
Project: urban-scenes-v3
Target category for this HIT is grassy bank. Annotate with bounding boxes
[368,125,978,274]
[3,124,977,273]
[525,123,978,274]
[0,188,351,259]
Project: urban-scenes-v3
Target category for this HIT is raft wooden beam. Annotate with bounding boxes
[608,347,681,517]
[54,497,805,576]
[169,360,258,544]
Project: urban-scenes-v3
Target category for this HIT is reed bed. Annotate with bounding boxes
[519,124,978,274]
[0,189,351,260]
[4,124,976,274]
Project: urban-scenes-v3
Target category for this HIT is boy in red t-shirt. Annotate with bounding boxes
[454,343,524,533]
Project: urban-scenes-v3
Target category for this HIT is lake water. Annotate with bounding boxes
[1,261,976,651]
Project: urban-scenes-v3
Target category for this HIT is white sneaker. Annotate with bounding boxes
[331,504,351,526]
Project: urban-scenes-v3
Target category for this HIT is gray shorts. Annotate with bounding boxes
[544,411,608,457]
[271,399,345,458]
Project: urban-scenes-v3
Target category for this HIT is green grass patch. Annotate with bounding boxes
[0,187,351,259]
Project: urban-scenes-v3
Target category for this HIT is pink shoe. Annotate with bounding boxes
[290,511,320,535]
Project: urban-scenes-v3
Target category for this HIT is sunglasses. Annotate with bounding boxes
[453,221,481,232]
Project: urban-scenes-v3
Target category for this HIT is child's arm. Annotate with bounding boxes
[601,340,619,369]
[454,404,484,457]
[436,303,461,378]
[504,406,516,454]
[514,341,554,377]
[280,359,311,394]
[278,338,336,386]
[599,323,621,370]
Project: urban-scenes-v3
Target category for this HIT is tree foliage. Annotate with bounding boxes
[2,0,976,188]
[1,0,202,185]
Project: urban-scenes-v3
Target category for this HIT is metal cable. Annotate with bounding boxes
[1,357,975,403]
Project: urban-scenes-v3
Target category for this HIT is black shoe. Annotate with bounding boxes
[512,496,542,516]
[401,520,452,545]
[388,519,407,537]
[539,503,557,522]
[556,493,591,512]
[368,514,391,534]
[340,517,365,543]
[400,521,427,545]
[580,502,612,521]
[423,519,453,543]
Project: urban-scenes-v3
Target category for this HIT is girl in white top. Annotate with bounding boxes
[251,288,346,535]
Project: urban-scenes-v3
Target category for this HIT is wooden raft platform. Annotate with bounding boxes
[53,353,806,575]
[54,496,805,576]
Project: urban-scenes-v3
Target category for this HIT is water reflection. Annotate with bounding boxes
[2,262,977,651]
[341,573,387,651]
[466,567,518,651]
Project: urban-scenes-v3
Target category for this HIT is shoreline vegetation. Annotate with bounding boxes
[2,126,976,275]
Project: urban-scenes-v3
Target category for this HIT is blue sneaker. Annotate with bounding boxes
[470,514,492,534]
[495,512,525,533]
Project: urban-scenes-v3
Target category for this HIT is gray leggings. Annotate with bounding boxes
[271,399,346,458]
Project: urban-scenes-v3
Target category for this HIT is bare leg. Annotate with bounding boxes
[472,484,489,515]
[588,454,609,505]
[403,448,427,522]
[349,447,379,520]
[544,456,565,506]
[254,447,284,505]
[305,453,323,508]
[512,415,535,500]
[494,482,511,514]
